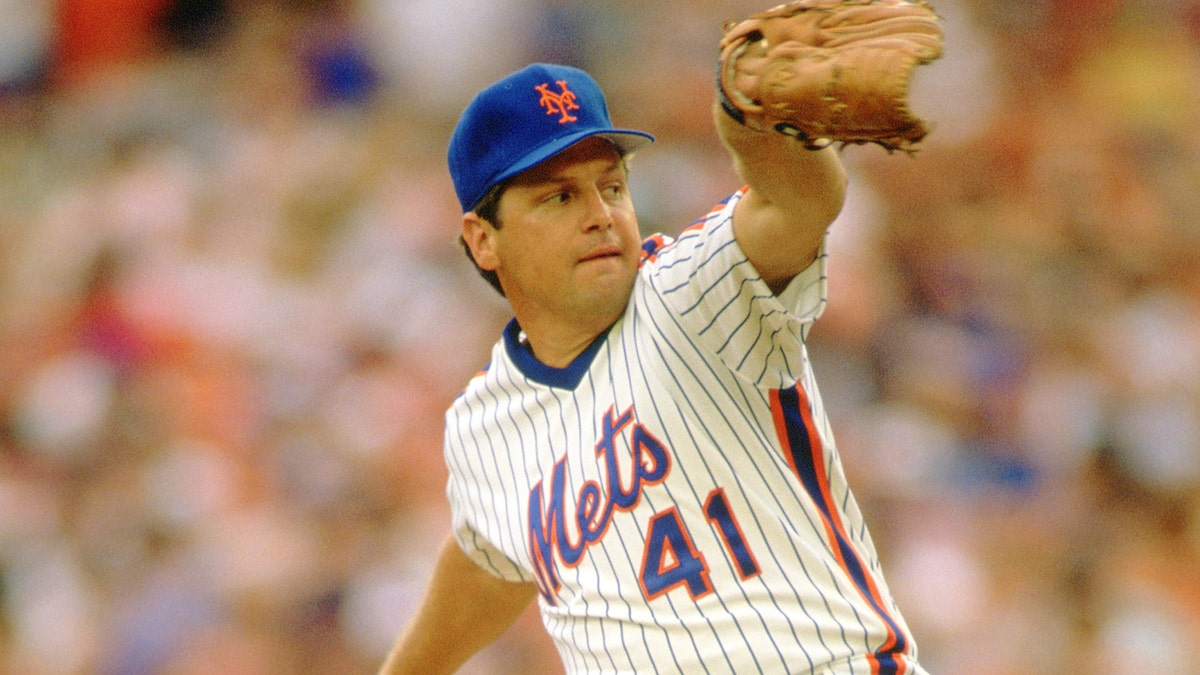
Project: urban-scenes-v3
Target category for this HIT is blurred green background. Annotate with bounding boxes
[2,1,1199,673]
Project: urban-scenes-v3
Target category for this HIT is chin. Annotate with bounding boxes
[581,272,636,313]
[592,260,636,285]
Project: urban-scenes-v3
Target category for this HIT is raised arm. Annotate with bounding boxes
[713,0,944,292]
[717,104,847,293]
[378,536,539,675]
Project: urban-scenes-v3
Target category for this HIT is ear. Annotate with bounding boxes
[461,213,500,271]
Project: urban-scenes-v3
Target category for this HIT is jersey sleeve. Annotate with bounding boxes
[448,515,532,584]
[642,189,829,389]
[443,372,537,584]
[446,483,528,583]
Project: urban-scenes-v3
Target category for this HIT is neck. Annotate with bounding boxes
[515,312,618,369]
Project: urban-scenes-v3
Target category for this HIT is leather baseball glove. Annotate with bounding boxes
[717,0,944,152]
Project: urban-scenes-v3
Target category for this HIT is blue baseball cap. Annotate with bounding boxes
[448,63,655,213]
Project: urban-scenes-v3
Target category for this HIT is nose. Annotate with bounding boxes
[581,188,614,232]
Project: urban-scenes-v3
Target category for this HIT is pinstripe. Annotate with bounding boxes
[560,386,620,674]
[574,376,649,673]
[637,277,854,667]
[443,190,922,673]
[652,282,878,662]
[448,384,520,579]
[628,305,807,673]
[588,347,676,675]
[620,324,745,674]
[489,370,538,577]
[530,384,606,675]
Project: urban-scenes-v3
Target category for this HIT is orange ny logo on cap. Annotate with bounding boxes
[536,80,579,124]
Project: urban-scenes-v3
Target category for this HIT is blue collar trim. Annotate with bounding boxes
[503,319,611,389]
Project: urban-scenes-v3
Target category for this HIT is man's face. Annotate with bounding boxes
[468,137,642,333]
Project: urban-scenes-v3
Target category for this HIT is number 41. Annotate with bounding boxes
[638,488,761,600]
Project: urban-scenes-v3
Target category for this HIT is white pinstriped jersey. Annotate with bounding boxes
[445,189,923,674]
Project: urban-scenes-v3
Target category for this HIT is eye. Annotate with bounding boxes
[603,181,627,199]
[544,190,572,205]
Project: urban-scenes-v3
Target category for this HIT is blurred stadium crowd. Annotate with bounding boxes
[1,0,1199,673]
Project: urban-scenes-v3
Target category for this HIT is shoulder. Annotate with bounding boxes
[448,333,509,417]
[639,189,747,268]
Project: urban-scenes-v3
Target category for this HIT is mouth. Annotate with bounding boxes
[579,245,624,263]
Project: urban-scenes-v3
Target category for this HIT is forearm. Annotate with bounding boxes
[717,105,846,204]
[378,536,540,675]
[716,105,847,289]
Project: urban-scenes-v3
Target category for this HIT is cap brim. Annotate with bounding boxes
[490,128,654,193]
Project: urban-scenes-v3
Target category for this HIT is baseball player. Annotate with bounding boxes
[380,2,943,673]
